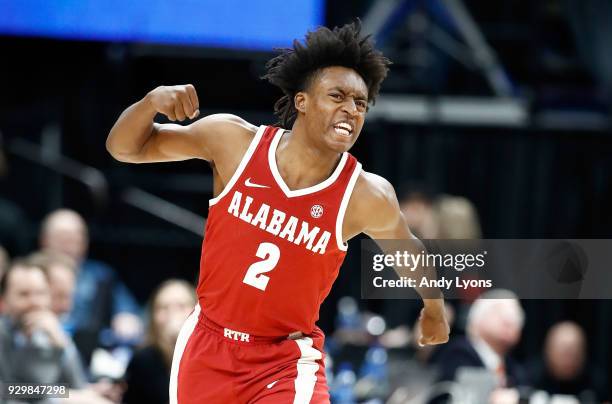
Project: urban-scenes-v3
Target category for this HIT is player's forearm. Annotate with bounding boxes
[389,237,445,302]
[394,260,446,318]
[106,93,157,161]
[394,261,444,302]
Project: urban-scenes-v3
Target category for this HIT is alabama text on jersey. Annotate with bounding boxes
[196,125,362,337]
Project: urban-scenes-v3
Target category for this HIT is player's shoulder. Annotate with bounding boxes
[353,170,398,209]
[190,113,258,141]
[188,113,258,160]
[346,170,398,219]
[345,169,401,236]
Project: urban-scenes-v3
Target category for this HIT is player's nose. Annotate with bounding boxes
[341,99,359,116]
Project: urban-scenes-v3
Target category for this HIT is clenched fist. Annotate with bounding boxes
[417,301,450,346]
[147,84,200,122]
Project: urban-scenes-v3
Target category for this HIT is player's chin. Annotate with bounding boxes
[326,129,355,152]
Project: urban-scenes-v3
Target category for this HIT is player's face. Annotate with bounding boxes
[302,66,368,153]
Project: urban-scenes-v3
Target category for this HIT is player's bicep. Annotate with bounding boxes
[134,114,256,163]
[133,123,202,163]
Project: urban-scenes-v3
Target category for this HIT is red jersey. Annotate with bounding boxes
[196,125,362,337]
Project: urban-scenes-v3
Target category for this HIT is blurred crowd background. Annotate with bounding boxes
[1,0,612,403]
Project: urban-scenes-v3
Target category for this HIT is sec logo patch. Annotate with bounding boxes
[310,204,324,218]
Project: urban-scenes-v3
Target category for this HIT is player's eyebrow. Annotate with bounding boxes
[329,86,368,101]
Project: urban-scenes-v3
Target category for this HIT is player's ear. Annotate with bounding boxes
[294,92,307,113]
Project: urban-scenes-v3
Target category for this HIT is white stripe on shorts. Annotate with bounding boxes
[292,336,323,404]
[169,304,200,404]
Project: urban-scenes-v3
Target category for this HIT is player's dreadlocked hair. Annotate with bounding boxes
[262,20,391,129]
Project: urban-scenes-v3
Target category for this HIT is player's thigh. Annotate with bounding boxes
[176,327,240,403]
[251,337,330,404]
[251,376,330,404]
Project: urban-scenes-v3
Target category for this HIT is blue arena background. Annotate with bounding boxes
[0,0,325,49]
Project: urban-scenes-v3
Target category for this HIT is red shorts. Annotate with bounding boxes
[169,305,330,404]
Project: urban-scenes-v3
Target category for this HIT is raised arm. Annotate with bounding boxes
[106,85,256,163]
[347,172,450,345]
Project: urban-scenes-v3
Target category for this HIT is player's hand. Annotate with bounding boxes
[147,84,200,122]
[417,300,450,346]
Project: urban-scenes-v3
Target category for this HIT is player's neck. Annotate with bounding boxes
[275,122,342,191]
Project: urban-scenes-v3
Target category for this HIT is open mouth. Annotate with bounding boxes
[333,122,353,137]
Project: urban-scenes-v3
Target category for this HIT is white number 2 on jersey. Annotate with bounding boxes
[242,242,280,291]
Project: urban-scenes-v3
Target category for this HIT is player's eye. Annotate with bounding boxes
[329,93,342,100]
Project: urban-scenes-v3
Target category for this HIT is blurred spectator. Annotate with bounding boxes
[39,209,142,364]
[433,195,482,239]
[528,321,607,402]
[399,187,439,239]
[26,250,77,322]
[433,290,527,398]
[434,195,484,333]
[0,259,115,403]
[123,279,196,404]
[0,259,86,389]
[26,250,125,402]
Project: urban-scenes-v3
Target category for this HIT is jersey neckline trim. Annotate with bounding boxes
[268,127,349,198]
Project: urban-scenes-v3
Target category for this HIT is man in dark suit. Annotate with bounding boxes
[433,290,528,402]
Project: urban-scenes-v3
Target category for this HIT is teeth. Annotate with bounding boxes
[333,122,352,137]
[336,122,352,132]
[334,127,351,137]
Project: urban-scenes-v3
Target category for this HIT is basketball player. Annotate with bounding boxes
[107,21,449,403]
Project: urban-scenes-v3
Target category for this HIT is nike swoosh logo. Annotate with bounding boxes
[266,380,279,389]
[245,178,270,188]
